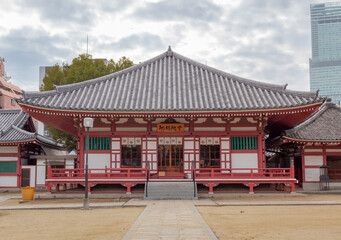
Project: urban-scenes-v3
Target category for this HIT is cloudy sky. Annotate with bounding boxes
[0,0,328,91]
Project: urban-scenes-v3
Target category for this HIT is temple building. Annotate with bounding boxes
[16,47,326,194]
[282,102,341,190]
[0,109,70,189]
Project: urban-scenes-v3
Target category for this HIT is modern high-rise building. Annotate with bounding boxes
[310,2,341,104]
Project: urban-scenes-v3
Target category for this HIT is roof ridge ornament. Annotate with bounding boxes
[282,83,288,92]
[167,46,173,56]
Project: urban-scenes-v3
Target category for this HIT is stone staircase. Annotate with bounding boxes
[144,180,198,200]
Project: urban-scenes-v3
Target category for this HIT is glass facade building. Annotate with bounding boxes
[310,2,341,104]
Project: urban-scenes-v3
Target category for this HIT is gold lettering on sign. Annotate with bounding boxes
[157,124,184,133]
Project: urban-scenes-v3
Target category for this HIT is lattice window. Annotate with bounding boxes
[231,137,257,150]
[121,145,141,167]
[85,137,111,150]
[200,145,220,168]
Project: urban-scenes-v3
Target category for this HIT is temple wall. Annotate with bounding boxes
[0,176,17,187]
[231,153,258,173]
[0,146,19,188]
[36,159,45,186]
[302,146,341,191]
[87,154,110,173]
[76,116,263,177]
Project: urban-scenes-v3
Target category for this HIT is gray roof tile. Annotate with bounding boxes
[285,102,341,141]
[18,48,323,111]
[0,109,59,146]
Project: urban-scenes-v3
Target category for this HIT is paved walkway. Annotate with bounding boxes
[122,199,217,240]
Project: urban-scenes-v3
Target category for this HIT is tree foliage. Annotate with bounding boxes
[41,54,134,151]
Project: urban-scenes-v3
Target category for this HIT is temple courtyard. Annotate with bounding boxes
[1,193,341,239]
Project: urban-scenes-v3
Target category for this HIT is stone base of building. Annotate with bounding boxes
[302,183,320,191]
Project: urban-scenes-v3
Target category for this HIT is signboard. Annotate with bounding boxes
[157,123,184,133]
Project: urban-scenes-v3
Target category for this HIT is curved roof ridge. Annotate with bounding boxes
[17,48,325,111]
[0,109,21,114]
[22,51,169,99]
[171,51,317,98]
[0,109,28,136]
[285,102,338,135]
[11,125,36,138]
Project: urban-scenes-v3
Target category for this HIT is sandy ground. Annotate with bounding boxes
[0,198,127,206]
[198,205,341,240]
[0,207,144,240]
[211,193,341,202]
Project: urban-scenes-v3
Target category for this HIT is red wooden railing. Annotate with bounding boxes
[194,166,295,179]
[47,166,148,180]
[47,166,294,180]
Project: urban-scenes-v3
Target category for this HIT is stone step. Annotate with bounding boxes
[144,181,198,200]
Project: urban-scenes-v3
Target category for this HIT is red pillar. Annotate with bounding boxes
[79,133,85,169]
[208,183,214,194]
[249,183,255,194]
[126,183,132,194]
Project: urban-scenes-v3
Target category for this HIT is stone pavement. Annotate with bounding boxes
[122,199,218,240]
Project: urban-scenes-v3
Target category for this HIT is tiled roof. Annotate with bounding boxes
[284,102,341,141]
[18,47,323,112]
[0,109,57,146]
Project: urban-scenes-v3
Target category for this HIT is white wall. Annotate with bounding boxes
[304,155,323,166]
[36,159,46,186]
[0,146,17,153]
[231,153,258,173]
[87,154,110,173]
[305,168,320,182]
[0,176,17,187]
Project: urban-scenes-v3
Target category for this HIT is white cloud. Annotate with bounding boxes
[0,0,331,92]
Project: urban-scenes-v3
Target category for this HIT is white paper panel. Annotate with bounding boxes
[147,141,157,150]
[184,141,194,149]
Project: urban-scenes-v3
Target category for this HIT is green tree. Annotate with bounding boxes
[41,54,134,151]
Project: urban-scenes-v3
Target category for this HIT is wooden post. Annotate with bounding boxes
[126,183,132,194]
[249,183,255,194]
[208,183,214,194]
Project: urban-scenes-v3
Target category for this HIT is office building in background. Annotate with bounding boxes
[310,2,341,104]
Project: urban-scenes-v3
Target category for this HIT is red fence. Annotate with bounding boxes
[47,166,148,180]
[194,167,294,179]
[45,166,296,193]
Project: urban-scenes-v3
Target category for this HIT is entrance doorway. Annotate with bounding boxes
[21,169,30,187]
[158,144,183,173]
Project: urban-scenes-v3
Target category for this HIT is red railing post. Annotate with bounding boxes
[290,165,294,178]
[47,166,52,179]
